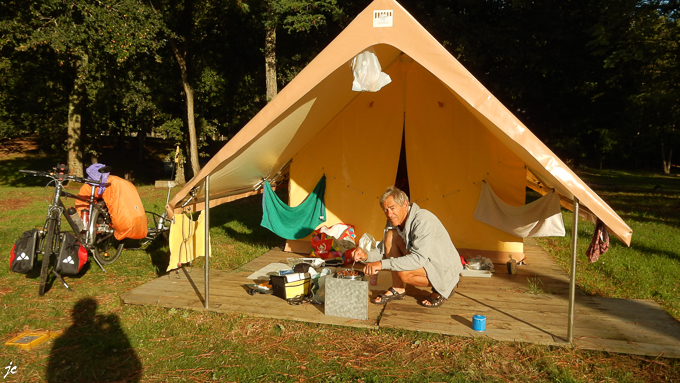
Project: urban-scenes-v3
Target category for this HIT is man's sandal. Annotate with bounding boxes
[419,290,446,308]
[372,287,406,305]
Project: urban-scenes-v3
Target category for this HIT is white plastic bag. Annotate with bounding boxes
[333,237,356,254]
[312,268,332,303]
[358,233,377,254]
[351,49,392,92]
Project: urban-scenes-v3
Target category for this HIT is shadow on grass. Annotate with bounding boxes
[0,155,63,187]
[577,167,680,192]
[144,237,171,277]
[209,192,286,250]
[627,243,680,262]
[0,136,175,187]
[618,213,680,229]
[46,298,142,382]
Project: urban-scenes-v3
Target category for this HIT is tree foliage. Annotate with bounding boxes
[0,0,164,175]
[0,0,678,177]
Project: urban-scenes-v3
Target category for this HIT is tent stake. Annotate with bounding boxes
[204,175,210,309]
[567,197,579,343]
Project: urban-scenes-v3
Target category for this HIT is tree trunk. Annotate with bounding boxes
[169,39,201,178]
[67,54,88,177]
[148,0,199,179]
[265,24,277,102]
[67,94,83,177]
[138,125,145,164]
[175,157,186,185]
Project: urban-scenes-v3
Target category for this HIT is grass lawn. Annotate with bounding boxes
[0,149,679,382]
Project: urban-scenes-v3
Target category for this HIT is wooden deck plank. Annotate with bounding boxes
[120,238,680,358]
[121,264,383,330]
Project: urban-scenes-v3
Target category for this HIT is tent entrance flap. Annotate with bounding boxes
[394,123,410,199]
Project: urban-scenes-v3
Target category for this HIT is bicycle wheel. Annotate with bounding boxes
[38,210,59,296]
[90,206,124,265]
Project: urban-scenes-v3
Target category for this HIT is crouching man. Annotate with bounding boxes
[351,186,463,307]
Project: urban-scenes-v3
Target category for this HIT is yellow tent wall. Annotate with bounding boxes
[288,51,526,261]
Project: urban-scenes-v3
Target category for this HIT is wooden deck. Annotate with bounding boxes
[121,239,680,358]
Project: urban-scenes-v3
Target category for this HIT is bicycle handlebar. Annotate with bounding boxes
[19,169,109,187]
[19,169,46,176]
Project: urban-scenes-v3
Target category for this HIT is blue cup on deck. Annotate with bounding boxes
[472,315,486,332]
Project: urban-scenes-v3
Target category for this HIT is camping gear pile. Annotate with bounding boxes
[309,224,357,266]
[246,259,331,304]
[245,252,369,320]
[465,255,495,272]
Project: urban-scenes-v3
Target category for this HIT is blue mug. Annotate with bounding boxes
[472,315,486,332]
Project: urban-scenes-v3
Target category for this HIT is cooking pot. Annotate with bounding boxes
[334,269,366,281]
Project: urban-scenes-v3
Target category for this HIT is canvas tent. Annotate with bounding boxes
[167,0,632,261]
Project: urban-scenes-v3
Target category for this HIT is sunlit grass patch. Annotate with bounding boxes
[1,165,680,381]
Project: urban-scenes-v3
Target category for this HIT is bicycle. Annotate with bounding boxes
[19,164,169,296]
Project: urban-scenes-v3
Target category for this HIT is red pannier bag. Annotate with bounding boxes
[76,175,148,240]
[9,229,39,274]
[55,233,88,275]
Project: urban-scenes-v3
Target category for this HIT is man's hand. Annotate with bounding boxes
[351,247,367,262]
[363,261,382,276]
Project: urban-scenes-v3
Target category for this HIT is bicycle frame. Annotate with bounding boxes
[44,176,112,272]
[22,168,114,271]
[59,188,113,272]
[20,165,169,295]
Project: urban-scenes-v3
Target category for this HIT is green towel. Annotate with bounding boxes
[261,176,326,240]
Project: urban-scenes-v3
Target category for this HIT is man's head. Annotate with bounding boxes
[380,186,409,227]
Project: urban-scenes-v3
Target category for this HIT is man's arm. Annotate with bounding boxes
[350,245,382,263]
[381,219,431,271]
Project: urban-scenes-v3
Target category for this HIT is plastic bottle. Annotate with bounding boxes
[81,209,89,229]
[67,207,84,232]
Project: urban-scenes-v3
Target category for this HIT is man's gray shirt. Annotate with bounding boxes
[366,202,463,298]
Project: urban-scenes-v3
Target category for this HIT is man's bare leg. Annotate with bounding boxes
[374,230,441,305]
[384,229,407,289]
[372,230,407,303]
[399,269,444,306]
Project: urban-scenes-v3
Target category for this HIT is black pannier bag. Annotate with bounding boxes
[55,233,88,275]
[9,229,40,274]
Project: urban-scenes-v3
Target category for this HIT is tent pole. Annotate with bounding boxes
[567,196,579,343]
[204,175,210,309]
